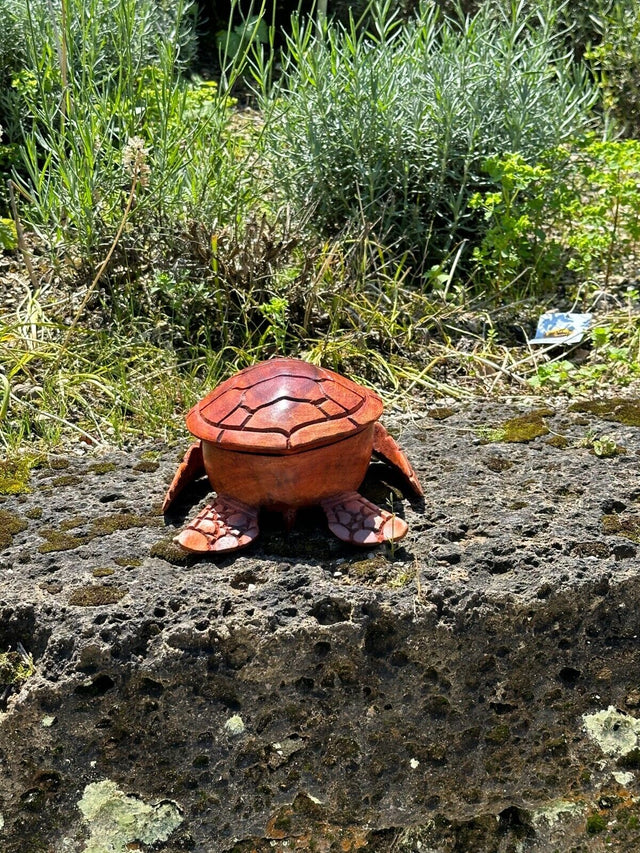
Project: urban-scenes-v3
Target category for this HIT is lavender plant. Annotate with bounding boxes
[256,0,597,280]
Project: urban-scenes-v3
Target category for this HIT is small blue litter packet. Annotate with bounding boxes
[528,312,592,346]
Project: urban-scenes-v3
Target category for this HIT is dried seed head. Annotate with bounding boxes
[122,136,151,186]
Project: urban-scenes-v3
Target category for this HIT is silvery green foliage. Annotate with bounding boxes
[259,0,597,268]
[0,0,196,86]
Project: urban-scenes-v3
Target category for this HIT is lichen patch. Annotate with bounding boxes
[225,714,246,736]
[583,706,640,757]
[531,799,586,827]
[78,779,183,852]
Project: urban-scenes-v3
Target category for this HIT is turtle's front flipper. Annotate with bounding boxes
[321,491,407,546]
[176,496,259,553]
[162,441,205,513]
[372,422,423,498]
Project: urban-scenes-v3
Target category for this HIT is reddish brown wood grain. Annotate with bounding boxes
[164,357,423,552]
[186,357,383,452]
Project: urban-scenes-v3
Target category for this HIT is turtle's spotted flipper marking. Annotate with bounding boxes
[176,496,259,553]
[321,490,408,546]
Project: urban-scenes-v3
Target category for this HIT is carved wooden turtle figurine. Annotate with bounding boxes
[163,358,423,553]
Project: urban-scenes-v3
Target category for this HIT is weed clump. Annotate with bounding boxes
[0,648,35,684]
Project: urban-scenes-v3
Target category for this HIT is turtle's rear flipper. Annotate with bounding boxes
[162,441,205,513]
[176,496,259,553]
[321,490,407,546]
[372,422,423,498]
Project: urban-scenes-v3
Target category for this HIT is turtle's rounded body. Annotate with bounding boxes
[163,358,423,553]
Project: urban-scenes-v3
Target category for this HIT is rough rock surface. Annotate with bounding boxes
[2,399,640,852]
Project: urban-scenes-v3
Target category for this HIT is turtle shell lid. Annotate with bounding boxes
[186,357,383,454]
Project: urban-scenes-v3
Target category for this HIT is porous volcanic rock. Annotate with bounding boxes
[2,399,640,852]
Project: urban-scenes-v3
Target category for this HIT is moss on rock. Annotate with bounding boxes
[569,398,640,427]
[427,407,456,420]
[0,456,38,495]
[51,474,83,487]
[149,537,195,566]
[86,461,117,475]
[89,513,158,536]
[133,459,160,473]
[38,529,89,553]
[483,456,513,472]
[586,812,607,834]
[0,509,28,548]
[572,541,610,558]
[39,512,159,553]
[485,724,510,745]
[68,585,127,606]
[602,514,640,542]
[546,435,569,449]
[46,456,70,470]
[479,409,553,444]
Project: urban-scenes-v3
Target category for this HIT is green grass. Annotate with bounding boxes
[0,0,639,455]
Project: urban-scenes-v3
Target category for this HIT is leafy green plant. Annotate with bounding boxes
[216,14,269,61]
[256,0,597,281]
[468,152,568,295]
[0,217,17,250]
[257,295,289,352]
[467,136,640,297]
[587,0,640,137]
[561,138,640,289]
[0,645,35,684]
